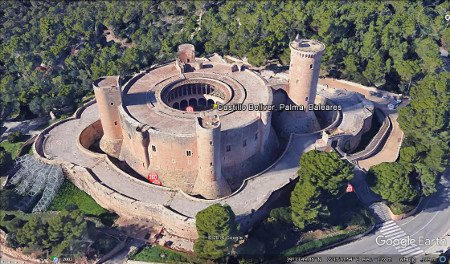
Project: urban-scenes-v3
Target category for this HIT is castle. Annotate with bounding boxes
[93,37,327,199]
[36,37,383,240]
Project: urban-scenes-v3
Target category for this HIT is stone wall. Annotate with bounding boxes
[117,93,278,194]
[288,40,324,108]
[32,100,198,240]
[79,120,103,149]
[348,113,391,161]
[62,162,198,239]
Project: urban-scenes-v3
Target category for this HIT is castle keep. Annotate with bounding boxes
[37,37,381,239]
[93,39,328,199]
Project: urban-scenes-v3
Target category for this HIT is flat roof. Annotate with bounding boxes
[290,39,325,53]
[122,59,271,135]
[94,76,119,88]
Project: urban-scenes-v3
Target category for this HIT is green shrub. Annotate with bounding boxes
[132,245,189,263]
[0,148,12,172]
[283,230,364,257]
[7,131,23,143]
[389,202,416,215]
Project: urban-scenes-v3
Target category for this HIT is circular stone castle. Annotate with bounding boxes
[93,39,326,199]
[36,37,380,239]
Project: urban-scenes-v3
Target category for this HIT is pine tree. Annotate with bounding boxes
[194,204,237,260]
[368,162,418,204]
[290,150,352,230]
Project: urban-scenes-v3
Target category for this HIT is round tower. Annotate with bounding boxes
[288,37,325,110]
[192,115,231,199]
[177,44,196,63]
[93,76,123,157]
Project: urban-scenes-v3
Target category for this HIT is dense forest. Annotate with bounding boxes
[1,0,448,120]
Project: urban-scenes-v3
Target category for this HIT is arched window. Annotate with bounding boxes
[189,98,197,107]
[180,100,188,109]
[198,98,206,107]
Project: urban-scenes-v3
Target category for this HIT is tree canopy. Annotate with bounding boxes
[397,72,449,196]
[368,162,418,204]
[290,150,353,229]
[12,209,87,256]
[1,1,448,120]
[194,203,237,260]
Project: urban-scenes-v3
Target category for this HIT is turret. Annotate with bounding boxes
[192,115,231,199]
[177,44,196,63]
[93,76,123,157]
[288,37,325,110]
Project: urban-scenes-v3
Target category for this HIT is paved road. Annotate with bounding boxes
[318,169,450,257]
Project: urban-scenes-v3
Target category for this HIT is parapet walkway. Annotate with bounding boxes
[357,113,404,170]
[39,102,318,222]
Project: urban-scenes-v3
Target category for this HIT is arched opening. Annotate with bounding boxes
[163,80,231,112]
[198,98,206,107]
[180,100,188,109]
[189,98,197,107]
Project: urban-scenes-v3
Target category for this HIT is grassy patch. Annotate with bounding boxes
[389,202,416,215]
[0,140,25,159]
[49,180,107,216]
[282,228,365,257]
[131,245,191,263]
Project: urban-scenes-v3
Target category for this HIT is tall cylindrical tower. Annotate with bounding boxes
[288,38,325,110]
[192,115,231,199]
[93,76,123,157]
[177,44,195,63]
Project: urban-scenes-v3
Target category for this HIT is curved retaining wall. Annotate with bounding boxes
[347,113,391,161]
[387,197,424,221]
[33,97,316,241]
[33,100,197,239]
[34,100,97,158]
